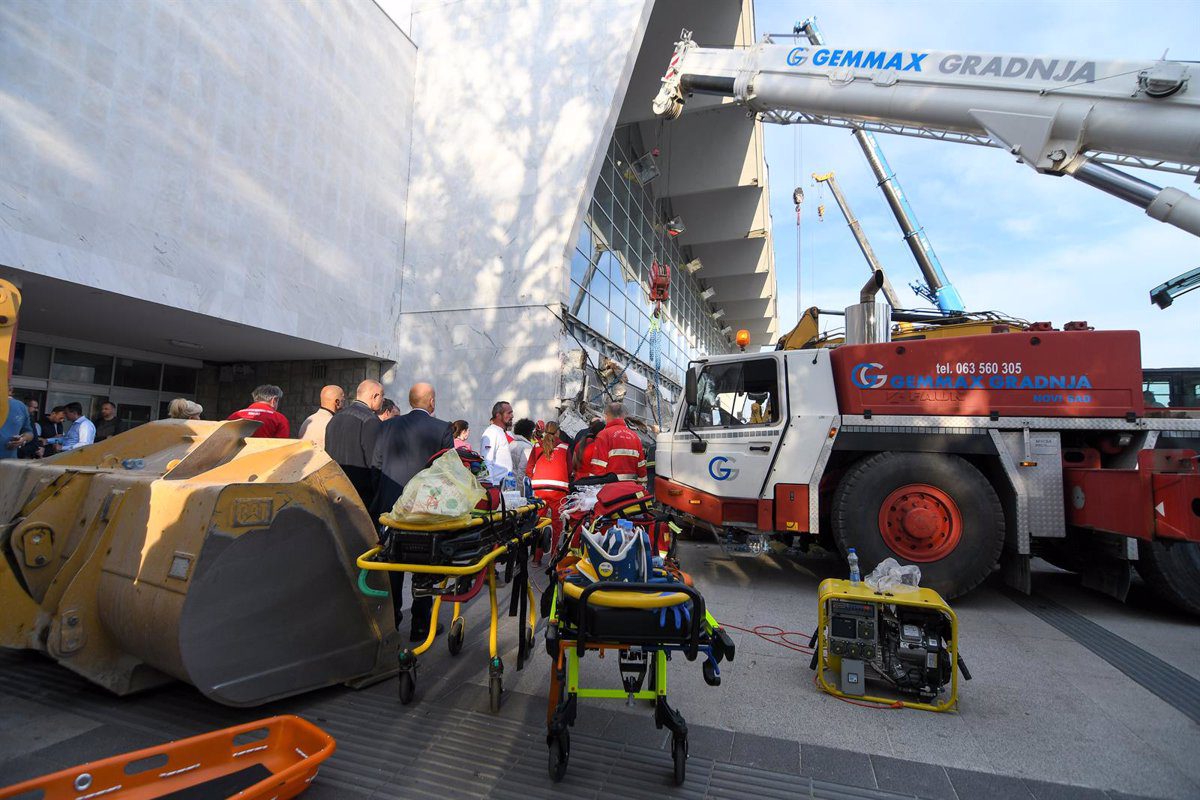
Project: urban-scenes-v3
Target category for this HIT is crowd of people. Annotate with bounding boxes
[229,380,649,640]
[1,391,145,460]
[4,380,649,641]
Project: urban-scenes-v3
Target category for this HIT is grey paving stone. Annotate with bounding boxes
[685,723,735,762]
[947,766,1035,800]
[870,754,956,800]
[1022,779,1108,800]
[732,731,803,775]
[1106,792,1173,800]
[802,743,877,790]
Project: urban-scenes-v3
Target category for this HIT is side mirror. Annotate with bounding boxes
[685,366,698,407]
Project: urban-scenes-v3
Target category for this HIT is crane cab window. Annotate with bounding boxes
[685,359,780,429]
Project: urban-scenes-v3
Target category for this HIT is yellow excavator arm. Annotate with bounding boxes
[0,278,21,423]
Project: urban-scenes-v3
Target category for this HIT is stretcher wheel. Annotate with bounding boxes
[448,618,466,656]
[703,659,720,687]
[398,671,415,705]
[671,734,687,785]
[548,731,569,782]
[489,675,502,713]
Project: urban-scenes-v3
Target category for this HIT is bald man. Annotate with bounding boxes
[298,385,345,449]
[325,380,384,505]
[371,381,454,638]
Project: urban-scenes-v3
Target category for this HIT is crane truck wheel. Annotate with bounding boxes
[1134,540,1200,616]
[831,452,1004,599]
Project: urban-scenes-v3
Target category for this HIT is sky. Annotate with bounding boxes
[751,0,1199,366]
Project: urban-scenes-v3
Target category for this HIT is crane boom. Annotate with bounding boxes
[812,171,902,307]
[652,33,1200,242]
[797,17,965,314]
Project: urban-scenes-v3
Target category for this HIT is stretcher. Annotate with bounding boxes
[0,716,333,800]
[357,502,546,710]
[542,520,734,785]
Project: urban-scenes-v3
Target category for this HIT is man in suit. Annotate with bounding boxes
[325,380,385,505]
[372,382,455,639]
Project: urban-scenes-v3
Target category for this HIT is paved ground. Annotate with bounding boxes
[1,540,1197,799]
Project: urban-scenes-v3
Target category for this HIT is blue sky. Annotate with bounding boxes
[752,0,1199,366]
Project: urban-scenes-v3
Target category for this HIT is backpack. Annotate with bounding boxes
[593,481,653,518]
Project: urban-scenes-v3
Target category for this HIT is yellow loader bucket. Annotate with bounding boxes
[0,419,396,706]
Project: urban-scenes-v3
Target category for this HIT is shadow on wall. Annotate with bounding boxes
[0,0,413,359]
[391,0,653,427]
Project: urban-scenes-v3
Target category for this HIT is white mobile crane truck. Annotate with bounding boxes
[649,34,1200,612]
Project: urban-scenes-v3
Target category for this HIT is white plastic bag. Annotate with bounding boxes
[865,557,921,593]
[384,449,485,525]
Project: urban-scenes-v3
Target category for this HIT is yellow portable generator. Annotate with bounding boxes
[809,579,970,712]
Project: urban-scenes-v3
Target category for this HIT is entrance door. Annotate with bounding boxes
[107,388,160,431]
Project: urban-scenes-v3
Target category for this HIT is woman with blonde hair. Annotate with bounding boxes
[167,398,203,420]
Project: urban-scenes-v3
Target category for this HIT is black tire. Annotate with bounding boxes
[1135,539,1200,615]
[832,452,1004,599]
[548,732,569,782]
[489,675,502,713]
[702,659,720,687]
[398,671,415,705]
[671,735,687,785]
[447,618,465,656]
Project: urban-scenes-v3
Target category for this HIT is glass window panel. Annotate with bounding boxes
[571,248,590,287]
[609,291,625,326]
[593,273,611,307]
[114,358,161,390]
[162,364,198,394]
[51,349,113,385]
[609,321,625,351]
[14,342,51,378]
[577,221,593,256]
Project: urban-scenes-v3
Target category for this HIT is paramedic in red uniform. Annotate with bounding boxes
[530,423,570,562]
[589,402,647,482]
[227,385,290,438]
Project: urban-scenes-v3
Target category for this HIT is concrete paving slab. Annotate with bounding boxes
[870,754,956,800]
[802,743,877,789]
[946,766,1035,800]
[731,731,802,775]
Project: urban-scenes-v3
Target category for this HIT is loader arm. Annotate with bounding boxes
[0,279,20,424]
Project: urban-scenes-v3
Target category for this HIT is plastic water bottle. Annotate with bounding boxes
[847,548,861,585]
[502,471,517,493]
[617,519,634,531]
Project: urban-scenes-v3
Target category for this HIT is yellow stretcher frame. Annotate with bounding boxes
[815,578,960,713]
[356,504,546,709]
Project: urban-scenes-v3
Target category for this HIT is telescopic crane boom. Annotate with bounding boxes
[653,32,1200,250]
[811,171,902,307]
[797,17,965,314]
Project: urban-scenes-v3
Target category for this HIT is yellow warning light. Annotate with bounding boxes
[735,329,751,348]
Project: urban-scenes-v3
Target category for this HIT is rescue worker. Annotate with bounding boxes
[227,385,290,438]
[570,418,605,483]
[588,402,646,482]
[529,422,569,562]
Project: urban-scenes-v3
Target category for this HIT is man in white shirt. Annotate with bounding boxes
[298,385,344,448]
[479,400,514,473]
[46,402,96,452]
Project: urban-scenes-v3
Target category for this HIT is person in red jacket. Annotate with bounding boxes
[227,385,290,438]
[589,402,647,482]
[530,423,570,562]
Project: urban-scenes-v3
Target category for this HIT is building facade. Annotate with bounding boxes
[1,0,775,436]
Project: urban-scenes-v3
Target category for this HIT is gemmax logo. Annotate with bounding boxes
[708,456,740,481]
[787,47,927,72]
[850,362,887,389]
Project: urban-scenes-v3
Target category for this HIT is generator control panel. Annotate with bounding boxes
[828,598,877,660]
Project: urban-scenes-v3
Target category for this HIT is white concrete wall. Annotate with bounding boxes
[0,0,415,360]
[390,0,654,429]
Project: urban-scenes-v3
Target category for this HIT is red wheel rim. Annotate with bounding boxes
[877,483,962,562]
